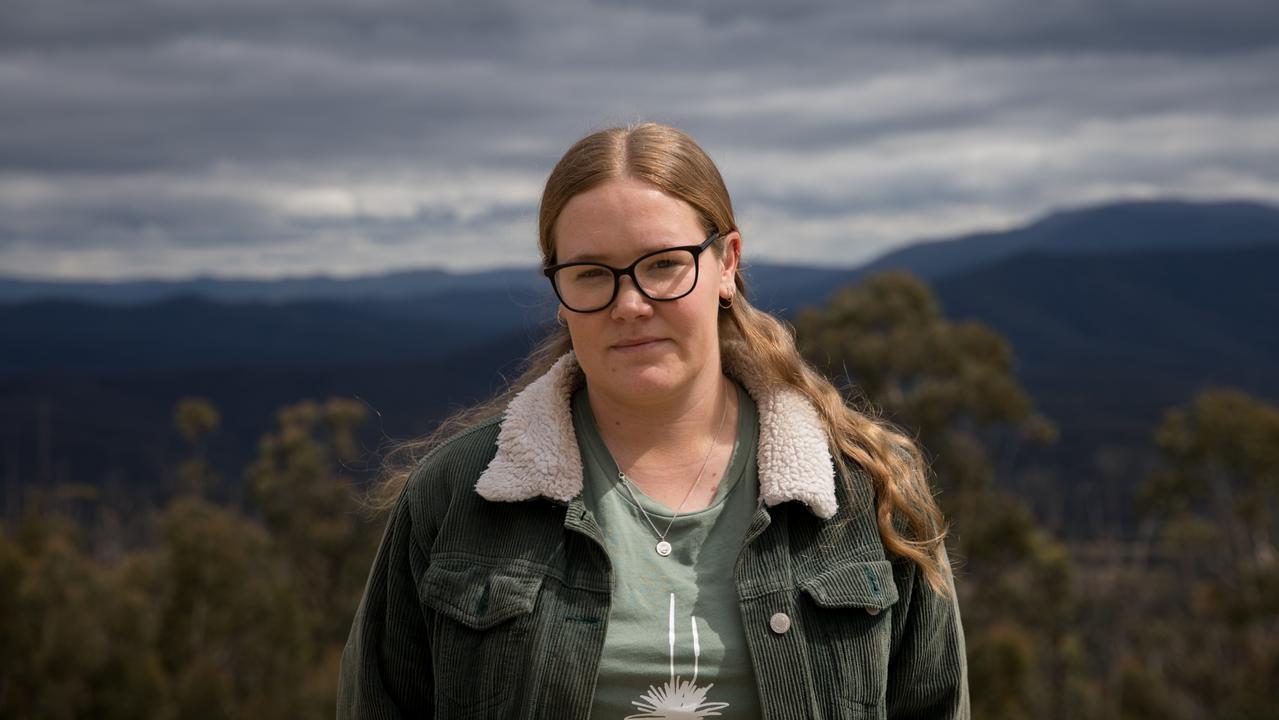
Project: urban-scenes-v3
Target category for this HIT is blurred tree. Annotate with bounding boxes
[1142,388,1279,597]
[174,397,220,445]
[0,511,165,720]
[968,622,1035,720]
[796,270,1056,530]
[172,397,221,498]
[1137,388,1279,717]
[244,396,380,707]
[795,271,1079,719]
[140,496,314,719]
[1117,655,1184,720]
[0,393,376,719]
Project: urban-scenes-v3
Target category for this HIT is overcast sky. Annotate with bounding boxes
[2,0,1278,280]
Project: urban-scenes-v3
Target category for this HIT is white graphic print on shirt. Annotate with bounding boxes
[624,593,730,720]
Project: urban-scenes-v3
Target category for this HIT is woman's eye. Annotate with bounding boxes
[573,267,609,281]
[645,256,687,273]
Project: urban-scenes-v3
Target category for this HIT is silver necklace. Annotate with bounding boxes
[615,380,732,557]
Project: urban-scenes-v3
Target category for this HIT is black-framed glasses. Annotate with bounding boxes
[544,231,721,313]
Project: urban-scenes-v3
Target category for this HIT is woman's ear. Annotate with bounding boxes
[719,231,742,293]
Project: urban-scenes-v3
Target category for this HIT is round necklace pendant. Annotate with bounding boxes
[655,540,673,557]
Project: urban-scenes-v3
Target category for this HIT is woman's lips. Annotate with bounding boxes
[611,337,667,352]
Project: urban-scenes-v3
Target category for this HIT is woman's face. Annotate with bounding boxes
[552,176,740,408]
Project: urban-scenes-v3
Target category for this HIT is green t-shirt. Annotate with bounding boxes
[573,381,763,720]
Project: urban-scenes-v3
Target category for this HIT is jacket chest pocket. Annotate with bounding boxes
[797,559,899,717]
[419,559,544,717]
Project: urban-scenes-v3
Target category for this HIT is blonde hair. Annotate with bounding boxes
[372,122,952,596]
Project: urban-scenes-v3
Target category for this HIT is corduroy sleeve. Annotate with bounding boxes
[337,489,434,719]
[885,544,970,719]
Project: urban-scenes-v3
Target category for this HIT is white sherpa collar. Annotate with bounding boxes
[475,348,838,519]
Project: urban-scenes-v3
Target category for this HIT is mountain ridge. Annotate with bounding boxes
[3,198,1275,305]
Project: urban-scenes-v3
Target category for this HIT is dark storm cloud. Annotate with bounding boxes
[619,0,1279,56]
[1,0,1277,277]
[0,1,523,55]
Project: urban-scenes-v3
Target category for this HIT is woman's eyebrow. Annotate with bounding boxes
[559,251,612,263]
[560,241,686,264]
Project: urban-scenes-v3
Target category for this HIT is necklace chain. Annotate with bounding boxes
[615,379,732,556]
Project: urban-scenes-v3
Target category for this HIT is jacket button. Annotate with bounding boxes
[866,606,881,616]
[769,612,791,634]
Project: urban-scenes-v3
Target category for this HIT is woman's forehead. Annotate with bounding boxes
[553,178,703,262]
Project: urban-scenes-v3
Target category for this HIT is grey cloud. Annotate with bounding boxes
[10,0,1267,175]
[608,0,1279,56]
[1,0,1277,278]
[0,193,280,250]
[0,1,527,55]
[0,188,543,281]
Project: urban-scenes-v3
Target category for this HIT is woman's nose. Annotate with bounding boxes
[610,275,653,319]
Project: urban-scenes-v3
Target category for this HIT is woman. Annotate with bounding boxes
[338,123,969,719]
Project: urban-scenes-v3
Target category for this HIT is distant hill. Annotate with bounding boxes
[935,242,1279,371]
[0,267,545,305]
[855,199,1279,281]
[5,199,1274,375]
[5,199,1272,308]
[0,288,555,374]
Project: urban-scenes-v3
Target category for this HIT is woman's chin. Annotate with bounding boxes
[593,355,688,400]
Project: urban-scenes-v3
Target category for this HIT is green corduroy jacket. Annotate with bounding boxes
[337,351,969,719]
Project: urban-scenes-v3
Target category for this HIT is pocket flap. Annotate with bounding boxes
[798,559,899,610]
[420,561,544,630]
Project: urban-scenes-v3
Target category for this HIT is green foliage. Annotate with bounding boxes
[245,397,380,648]
[795,271,1038,434]
[0,514,165,720]
[1117,657,1184,720]
[152,497,314,716]
[796,271,1055,520]
[174,397,220,444]
[172,397,222,497]
[1142,388,1279,575]
[797,271,1082,719]
[1131,388,1279,717]
[0,394,379,719]
[969,623,1036,720]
